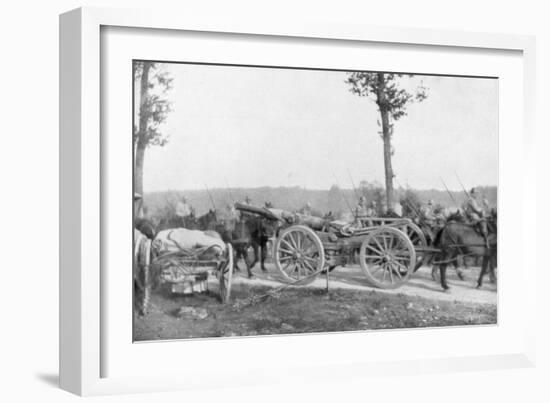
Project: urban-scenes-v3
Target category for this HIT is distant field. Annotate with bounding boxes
[142,185,497,220]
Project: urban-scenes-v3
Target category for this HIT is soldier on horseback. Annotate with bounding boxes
[463,187,489,248]
[354,196,368,218]
[175,195,196,228]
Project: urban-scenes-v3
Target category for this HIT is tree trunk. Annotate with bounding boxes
[134,62,152,203]
[135,142,146,197]
[376,73,395,212]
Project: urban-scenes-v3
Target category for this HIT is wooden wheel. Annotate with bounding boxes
[219,243,234,303]
[359,227,416,289]
[404,222,427,271]
[274,225,325,285]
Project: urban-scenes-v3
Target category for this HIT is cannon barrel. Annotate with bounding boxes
[235,202,331,231]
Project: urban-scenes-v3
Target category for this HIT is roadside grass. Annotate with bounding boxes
[134,283,496,341]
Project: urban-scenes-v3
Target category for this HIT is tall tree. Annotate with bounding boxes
[133,61,173,201]
[345,72,427,211]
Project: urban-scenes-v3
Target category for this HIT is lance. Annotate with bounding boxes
[440,177,458,206]
[454,172,471,199]
[204,183,217,211]
[224,178,236,204]
[332,172,355,217]
[346,168,360,201]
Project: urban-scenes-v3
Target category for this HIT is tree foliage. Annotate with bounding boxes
[133,61,173,148]
[345,72,427,122]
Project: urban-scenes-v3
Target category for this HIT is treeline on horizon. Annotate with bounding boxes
[142,184,497,220]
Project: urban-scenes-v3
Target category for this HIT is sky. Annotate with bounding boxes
[139,62,498,192]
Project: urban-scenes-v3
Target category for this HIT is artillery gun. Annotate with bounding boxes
[235,203,427,289]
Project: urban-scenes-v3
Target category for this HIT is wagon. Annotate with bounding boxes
[135,228,234,304]
[235,204,428,289]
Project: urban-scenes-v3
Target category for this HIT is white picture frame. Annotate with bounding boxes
[60,7,536,396]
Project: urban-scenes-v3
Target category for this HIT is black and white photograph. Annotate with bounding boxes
[132,60,498,341]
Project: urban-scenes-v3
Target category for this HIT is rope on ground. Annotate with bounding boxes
[232,268,328,309]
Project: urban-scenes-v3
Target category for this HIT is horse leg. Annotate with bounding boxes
[439,262,450,291]
[232,247,242,272]
[431,264,438,281]
[454,258,465,281]
[260,241,268,272]
[477,255,488,288]
[246,244,259,278]
[489,255,497,284]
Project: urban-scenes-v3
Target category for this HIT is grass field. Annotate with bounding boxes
[134,282,497,341]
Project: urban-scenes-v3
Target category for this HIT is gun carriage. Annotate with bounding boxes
[236,203,428,289]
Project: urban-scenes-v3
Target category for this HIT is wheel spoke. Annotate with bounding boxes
[388,266,394,283]
[279,255,293,262]
[382,234,388,250]
[363,255,383,262]
[388,234,395,250]
[297,262,305,278]
[296,232,302,251]
[364,243,383,255]
[279,246,295,255]
[281,239,295,252]
[393,266,403,279]
[302,255,319,265]
[286,233,299,250]
[302,258,316,273]
[284,262,296,274]
[373,237,385,253]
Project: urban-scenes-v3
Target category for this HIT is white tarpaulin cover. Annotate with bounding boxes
[152,228,225,257]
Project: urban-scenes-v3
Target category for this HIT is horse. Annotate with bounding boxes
[135,217,156,240]
[196,209,218,231]
[433,212,497,290]
[157,211,199,232]
[228,213,279,278]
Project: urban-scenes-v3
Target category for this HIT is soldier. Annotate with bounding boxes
[482,197,491,212]
[300,201,313,216]
[175,195,192,226]
[420,199,437,225]
[222,202,240,221]
[463,187,489,248]
[366,200,377,217]
[243,195,252,205]
[354,196,368,218]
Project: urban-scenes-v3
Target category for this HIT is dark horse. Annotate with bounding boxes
[433,212,497,290]
[225,213,278,278]
[157,211,199,231]
[186,209,277,278]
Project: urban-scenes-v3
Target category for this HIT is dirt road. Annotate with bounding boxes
[237,263,497,305]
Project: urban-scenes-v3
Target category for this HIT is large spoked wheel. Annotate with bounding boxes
[219,243,234,303]
[274,225,325,285]
[359,227,416,289]
[404,223,427,271]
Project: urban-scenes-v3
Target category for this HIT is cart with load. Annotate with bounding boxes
[134,228,234,309]
[235,203,428,289]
